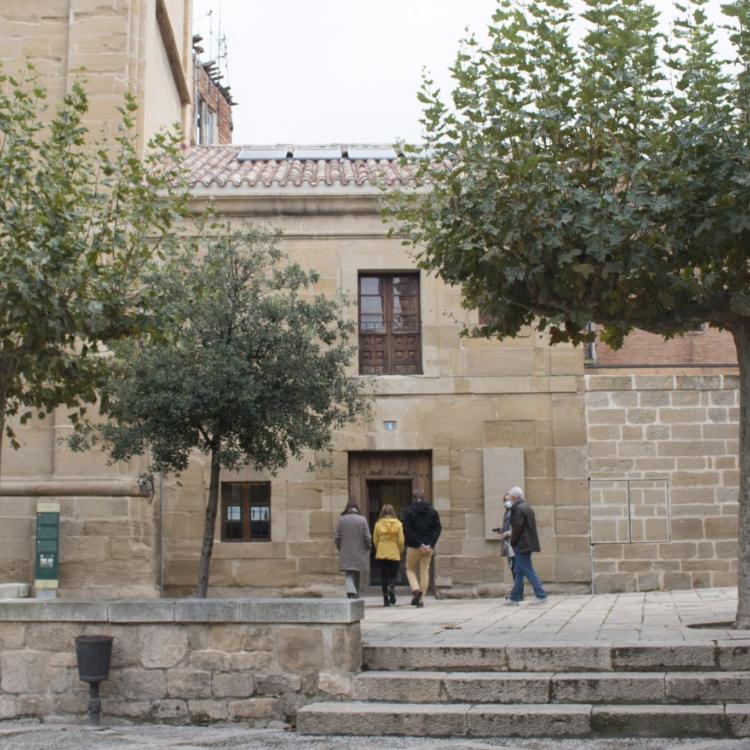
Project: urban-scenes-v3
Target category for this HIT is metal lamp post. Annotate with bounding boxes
[74,635,114,727]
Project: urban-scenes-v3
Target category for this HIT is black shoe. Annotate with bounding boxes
[415,599,424,608]
[411,590,422,606]
[388,586,396,605]
[383,593,390,607]
[346,592,357,599]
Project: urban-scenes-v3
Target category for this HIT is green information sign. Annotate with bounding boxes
[34,503,60,592]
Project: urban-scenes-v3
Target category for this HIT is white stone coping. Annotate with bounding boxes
[0,583,29,598]
[0,598,364,624]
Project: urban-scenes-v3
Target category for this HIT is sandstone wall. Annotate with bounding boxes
[0,493,158,599]
[0,0,192,152]
[161,198,591,597]
[586,373,739,593]
[0,598,361,724]
[0,0,192,597]
[1,401,160,598]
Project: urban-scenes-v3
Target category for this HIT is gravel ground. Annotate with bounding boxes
[0,723,749,750]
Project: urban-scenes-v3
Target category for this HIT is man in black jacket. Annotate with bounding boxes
[402,489,441,607]
[501,486,547,605]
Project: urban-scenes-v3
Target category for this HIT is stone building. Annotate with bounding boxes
[155,144,592,597]
[155,147,741,598]
[0,139,743,598]
[1,1,234,151]
[0,6,741,599]
[0,1,230,600]
[0,0,194,598]
[1,0,195,153]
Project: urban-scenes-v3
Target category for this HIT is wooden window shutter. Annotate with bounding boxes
[359,274,421,375]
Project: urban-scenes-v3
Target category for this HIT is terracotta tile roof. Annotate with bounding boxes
[181,145,417,189]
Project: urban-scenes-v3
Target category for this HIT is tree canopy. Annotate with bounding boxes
[0,68,188,468]
[387,0,750,626]
[78,225,367,596]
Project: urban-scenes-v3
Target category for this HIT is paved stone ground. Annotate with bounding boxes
[1,723,749,750]
[361,587,747,645]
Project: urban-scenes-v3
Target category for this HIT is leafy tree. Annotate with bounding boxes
[0,68,188,470]
[387,0,750,626]
[77,226,367,597]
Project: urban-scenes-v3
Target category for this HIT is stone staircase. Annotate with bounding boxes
[297,641,750,738]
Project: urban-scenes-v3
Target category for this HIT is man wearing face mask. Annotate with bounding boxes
[500,486,547,605]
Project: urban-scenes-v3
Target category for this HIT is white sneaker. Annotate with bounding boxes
[529,596,549,605]
[504,599,520,606]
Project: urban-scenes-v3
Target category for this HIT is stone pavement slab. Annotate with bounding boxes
[361,587,746,646]
[1,723,750,750]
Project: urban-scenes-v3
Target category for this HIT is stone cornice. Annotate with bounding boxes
[156,0,191,105]
[187,190,384,217]
[0,479,150,497]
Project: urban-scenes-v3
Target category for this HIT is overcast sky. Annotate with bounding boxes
[192,1,733,146]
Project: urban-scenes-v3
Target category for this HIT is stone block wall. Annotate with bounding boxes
[0,476,159,599]
[157,203,591,598]
[0,0,191,153]
[586,373,739,593]
[0,599,362,724]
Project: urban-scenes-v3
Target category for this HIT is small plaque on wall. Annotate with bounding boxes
[483,448,525,540]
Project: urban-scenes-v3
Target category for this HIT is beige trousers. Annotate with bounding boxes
[405,546,432,593]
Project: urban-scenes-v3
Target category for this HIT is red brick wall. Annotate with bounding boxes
[592,327,737,367]
[193,63,233,145]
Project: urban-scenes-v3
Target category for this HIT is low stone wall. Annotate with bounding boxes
[0,598,362,724]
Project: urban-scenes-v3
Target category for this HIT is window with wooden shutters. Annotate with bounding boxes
[359,274,422,375]
[221,481,271,542]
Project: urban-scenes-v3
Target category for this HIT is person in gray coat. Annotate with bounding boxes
[334,500,372,598]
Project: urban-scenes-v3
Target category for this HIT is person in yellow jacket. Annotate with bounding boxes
[372,504,405,607]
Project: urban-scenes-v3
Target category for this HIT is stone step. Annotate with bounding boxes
[297,701,750,738]
[353,670,750,704]
[363,641,750,672]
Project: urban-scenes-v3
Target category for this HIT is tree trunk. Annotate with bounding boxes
[732,322,750,628]
[196,448,221,598]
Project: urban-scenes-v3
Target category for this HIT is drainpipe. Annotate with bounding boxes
[588,476,595,595]
[159,473,165,598]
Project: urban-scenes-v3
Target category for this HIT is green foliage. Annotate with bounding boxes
[387,0,750,626]
[0,67,188,448]
[84,224,367,478]
[386,0,750,346]
[76,222,367,595]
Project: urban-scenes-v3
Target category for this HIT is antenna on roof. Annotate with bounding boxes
[216,0,221,73]
[215,0,230,91]
[207,9,214,62]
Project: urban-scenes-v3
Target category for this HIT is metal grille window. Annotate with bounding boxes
[221,481,271,542]
[358,273,422,375]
